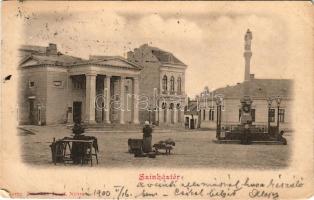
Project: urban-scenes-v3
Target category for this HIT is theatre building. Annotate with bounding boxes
[18,44,142,125]
[18,43,188,126]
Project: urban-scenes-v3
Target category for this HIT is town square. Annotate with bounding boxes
[16,6,293,168]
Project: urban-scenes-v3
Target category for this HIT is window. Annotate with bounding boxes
[269,109,275,122]
[170,76,175,93]
[162,75,167,93]
[177,77,182,94]
[73,79,83,89]
[279,109,285,123]
[239,109,241,121]
[209,109,215,121]
[29,81,35,88]
[53,81,63,87]
[203,109,206,120]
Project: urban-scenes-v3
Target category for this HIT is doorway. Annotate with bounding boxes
[73,101,82,123]
[29,100,36,125]
[190,118,195,129]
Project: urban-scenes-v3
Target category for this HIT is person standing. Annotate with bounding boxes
[142,121,153,153]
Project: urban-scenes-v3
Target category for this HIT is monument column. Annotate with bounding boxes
[132,77,140,124]
[104,75,111,124]
[85,73,97,124]
[244,29,253,82]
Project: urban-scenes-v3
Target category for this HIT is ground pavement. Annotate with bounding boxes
[18,125,292,169]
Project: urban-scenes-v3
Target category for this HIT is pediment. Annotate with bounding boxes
[19,56,41,67]
[91,58,141,70]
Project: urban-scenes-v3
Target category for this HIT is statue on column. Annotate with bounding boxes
[244,29,253,51]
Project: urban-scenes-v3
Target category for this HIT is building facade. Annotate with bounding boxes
[18,43,187,126]
[197,30,293,131]
[127,44,187,126]
[18,44,142,125]
[197,79,293,131]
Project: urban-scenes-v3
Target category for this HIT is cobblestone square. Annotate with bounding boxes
[19,125,291,169]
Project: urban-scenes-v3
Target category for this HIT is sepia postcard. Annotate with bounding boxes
[0,1,313,199]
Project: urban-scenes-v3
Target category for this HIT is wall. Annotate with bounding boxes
[45,67,68,124]
[129,46,161,123]
[18,67,48,125]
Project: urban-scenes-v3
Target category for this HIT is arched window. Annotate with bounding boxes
[170,76,175,93]
[177,77,182,94]
[162,75,167,93]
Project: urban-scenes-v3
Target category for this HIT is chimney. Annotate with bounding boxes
[250,74,255,79]
[46,43,57,55]
[127,51,134,60]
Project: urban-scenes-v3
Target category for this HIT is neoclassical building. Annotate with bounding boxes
[127,44,187,126]
[18,44,142,125]
[18,43,187,126]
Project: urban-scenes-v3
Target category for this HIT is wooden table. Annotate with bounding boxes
[52,138,98,166]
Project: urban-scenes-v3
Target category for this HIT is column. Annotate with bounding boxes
[155,108,159,124]
[159,102,164,124]
[182,72,185,94]
[67,76,73,124]
[160,74,163,94]
[85,73,96,124]
[120,76,125,124]
[104,75,111,124]
[174,105,178,124]
[167,105,171,124]
[132,77,140,124]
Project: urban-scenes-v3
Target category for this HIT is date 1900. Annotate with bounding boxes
[94,185,131,200]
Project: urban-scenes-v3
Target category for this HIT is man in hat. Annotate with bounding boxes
[142,121,153,153]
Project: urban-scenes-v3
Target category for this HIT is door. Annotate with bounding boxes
[190,119,195,129]
[29,100,36,125]
[73,101,82,123]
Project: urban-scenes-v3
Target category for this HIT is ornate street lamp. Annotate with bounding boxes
[215,96,223,139]
[275,96,282,134]
[267,97,273,133]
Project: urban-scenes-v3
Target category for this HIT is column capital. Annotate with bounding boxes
[86,72,97,77]
[132,76,139,81]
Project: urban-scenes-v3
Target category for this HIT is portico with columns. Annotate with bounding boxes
[67,57,142,125]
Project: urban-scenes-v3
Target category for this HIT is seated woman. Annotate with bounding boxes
[71,123,98,164]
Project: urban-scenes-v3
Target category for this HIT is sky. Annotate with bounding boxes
[17,2,306,98]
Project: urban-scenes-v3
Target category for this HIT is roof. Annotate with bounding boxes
[141,44,186,66]
[19,54,86,67]
[19,45,48,55]
[19,45,141,70]
[213,79,293,99]
[19,44,86,67]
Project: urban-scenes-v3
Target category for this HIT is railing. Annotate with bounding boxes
[221,124,268,133]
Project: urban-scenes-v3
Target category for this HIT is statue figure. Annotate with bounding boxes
[244,29,253,51]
